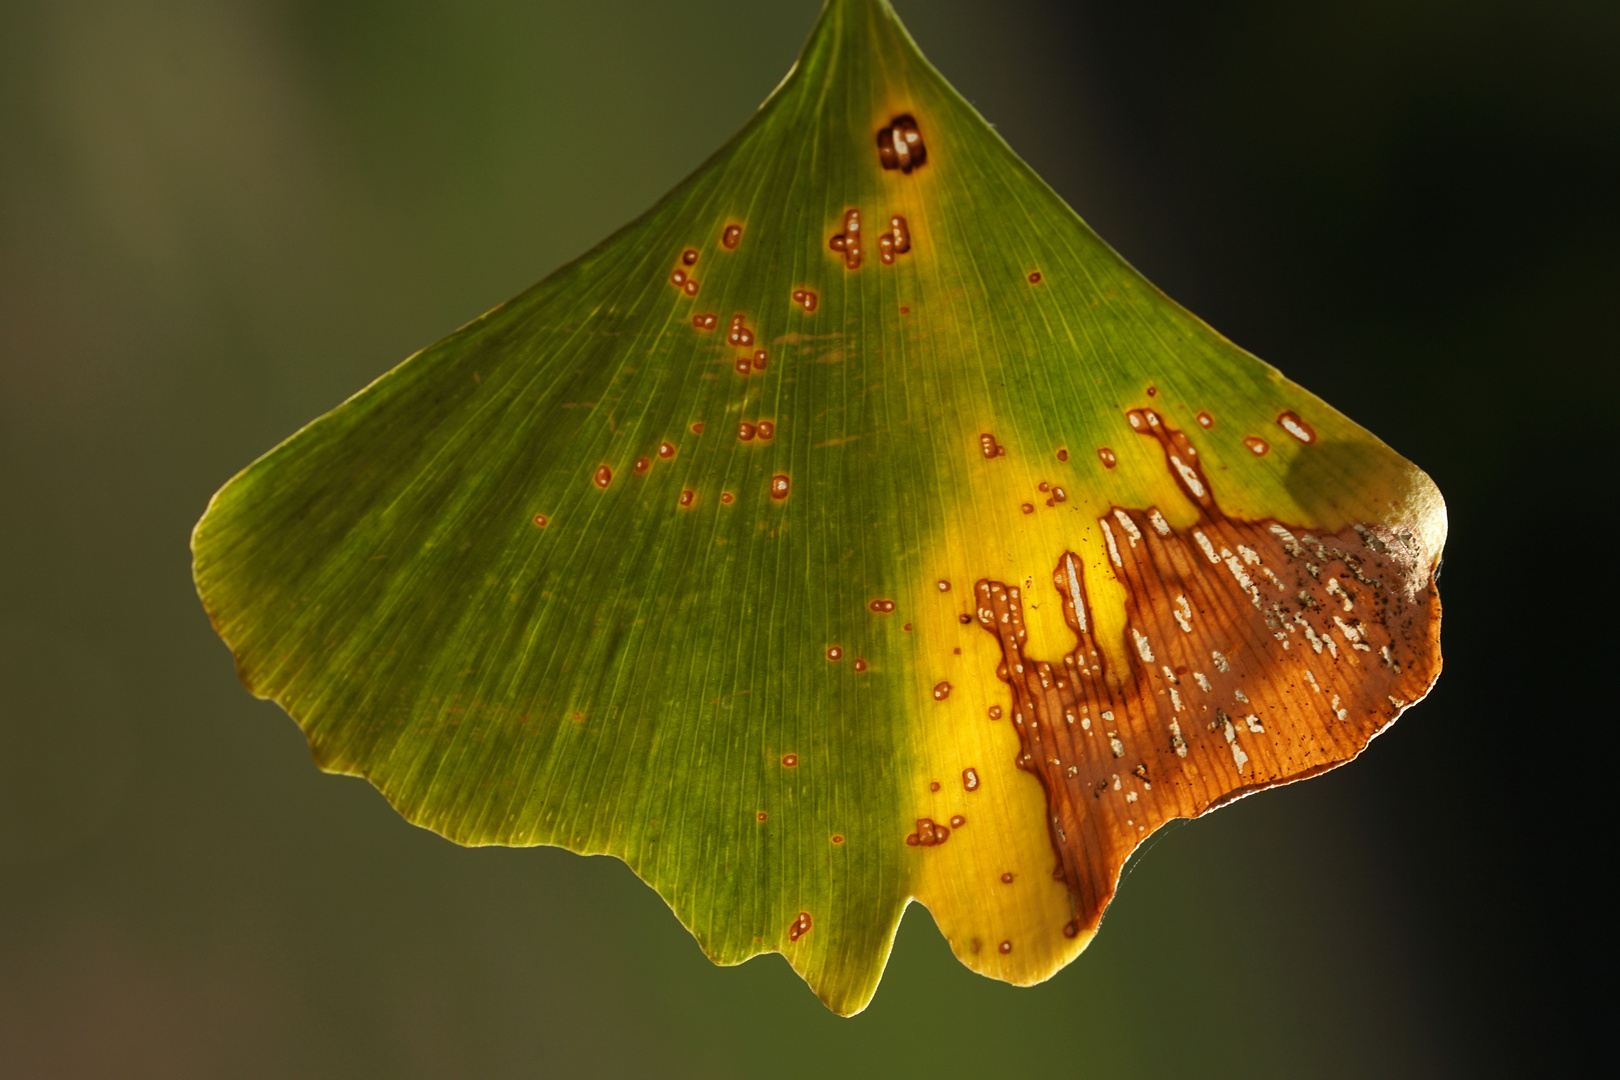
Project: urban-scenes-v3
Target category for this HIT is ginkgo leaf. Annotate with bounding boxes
[192,0,1444,1016]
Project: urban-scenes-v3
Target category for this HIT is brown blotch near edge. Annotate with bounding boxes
[788,911,813,942]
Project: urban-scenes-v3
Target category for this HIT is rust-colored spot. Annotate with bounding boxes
[757,811,768,822]
[1039,482,1050,492]
[906,818,950,847]
[1001,872,1015,884]
[720,492,734,504]
[782,753,798,768]
[1244,435,1270,456]
[1021,503,1035,514]
[693,313,716,330]
[876,114,926,173]
[593,465,613,489]
[988,705,1003,720]
[899,304,911,315]
[1028,271,1042,284]
[1063,918,1081,938]
[903,623,913,631]
[929,781,941,793]
[827,646,842,661]
[532,513,549,528]
[970,938,981,954]
[681,248,699,266]
[999,940,1012,954]
[788,911,813,943]
[959,613,973,624]
[752,349,768,371]
[691,422,705,434]
[831,834,844,844]
[830,208,863,269]
[1057,448,1069,461]
[721,224,741,250]
[933,681,952,701]
[1053,487,1067,503]
[683,279,699,296]
[938,580,951,592]
[968,412,1441,947]
[979,432,1004,460]
[678,489,695,507]
[1278,410,1317,444]
[950,814,965,828]
[853,658,867,672]
[1098,447,1117,468]
[1146,385,1158,397]
[734,356,752,375]
[738,421,756,441]
[670,269,686,286]
[634,457,651,474]
[791,288,818,312]
[1197,411,1215,429]
[756,420,775,440]
[868,599,896,614]
[658,441,676,459]
[963,767,980,791]
[727,313,755,347]
[770,474,790,500]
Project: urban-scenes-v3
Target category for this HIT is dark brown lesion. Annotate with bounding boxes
[876,114,926,173]
[973,409,1441,944]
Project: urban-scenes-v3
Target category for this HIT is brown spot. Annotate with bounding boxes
[682,248,699,265]
[1278,410,1317,444]
[950,814,966,828]
[1244,435,1270,456]
[868,599,896,614]
[1146,385,1158,397]
[938,580,951,592]
[962,767,980,791]
[1021,503,1035,514]
[1057,448,1069,461]
[988,705,1003,720]
[853,658,868,672]
[968,412,1441,946]
[692,312,716,330]
[691,422,705,434]
[979,432,1004,460]
[634,457,651,474]
[757,420,775,440]
[683,279,699,296]
[929,781,941,793]
[1001,872,1015,884]
[532,514,549,528]
[932,681,952,701]
[1097,447,1117,468]
[906,818,950,847]
[757,811,768,822]
[770,474,790,500]
[831,834,844,844]
[727,313,755,347]
[721,224,742,250]
[752,349,768,371]
[1039,482,1050,493]
[791,288,819,312]
[788,911,813,943]
[1062,918,1082,938]
[670,269,686,286]
[658,441,676,459]
[999,940,1012,954]
[678,489,695,507]
[720,492,734,504]
[970,938,981,954]
[734,356,752,375]
[899,304,911,315]
[876,114,926,173]
[826,646,842,661]
[593,465,612,489]
[903,623,913,632]
[1197,411,1215,429]
[738,422,756,441]
[1028,271,1042,284]
[830,208,863,269]
[782,753,798,768]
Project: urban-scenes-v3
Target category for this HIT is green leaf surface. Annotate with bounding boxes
[193,0,1445,1014]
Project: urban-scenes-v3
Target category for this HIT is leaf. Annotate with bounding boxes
[192,0,1445,1015]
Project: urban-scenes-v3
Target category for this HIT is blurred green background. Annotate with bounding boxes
[2,1,1613,1076]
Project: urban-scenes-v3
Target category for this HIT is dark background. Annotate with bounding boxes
[2,1,1613,1076]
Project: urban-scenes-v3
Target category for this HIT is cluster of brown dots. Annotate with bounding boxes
[669,248,701,296]
[788,911,813,943]
[790,288,818,312]
[736,420,776,442]
[868,598,896,614]
[906,818,950,847]
[721,224,742,250]
[979,432,1007,459]
[988,705,1003,720]
[692,312,717,330]
[727,313,755,347]
[877,216,911,265]
[876,114,926,173]
[734,349,768,375]
[829,209,864,269]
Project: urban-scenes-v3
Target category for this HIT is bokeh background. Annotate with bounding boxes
[2,0,1614,1075]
